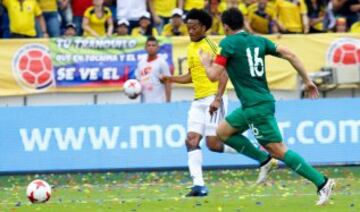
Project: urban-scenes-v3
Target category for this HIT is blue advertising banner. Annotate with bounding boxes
[50,37,173,88]
[0,98,359,173]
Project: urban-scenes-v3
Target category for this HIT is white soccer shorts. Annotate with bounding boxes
[187,95,228,136]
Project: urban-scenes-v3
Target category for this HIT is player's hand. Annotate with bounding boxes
[209,98,221,116]
[304,80,319,99]
[199,49,212,68]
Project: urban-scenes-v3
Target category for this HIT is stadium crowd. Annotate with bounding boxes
[0,0,359,38]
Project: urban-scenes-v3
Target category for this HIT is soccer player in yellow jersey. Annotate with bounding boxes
[162,9,275,197]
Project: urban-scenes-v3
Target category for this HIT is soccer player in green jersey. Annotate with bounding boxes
[199,8,335,205]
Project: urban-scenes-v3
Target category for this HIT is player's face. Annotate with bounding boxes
[145,41,159,56]
[186,19,206,42]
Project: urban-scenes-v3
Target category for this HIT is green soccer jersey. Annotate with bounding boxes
[219,31,278,108]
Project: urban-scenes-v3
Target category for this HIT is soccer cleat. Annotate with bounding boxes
[316,178,335,206]
[185,185,209,197]
[256,158,278,185]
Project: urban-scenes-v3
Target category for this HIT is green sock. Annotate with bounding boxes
[283,150,326,188]
[225,134,270,164]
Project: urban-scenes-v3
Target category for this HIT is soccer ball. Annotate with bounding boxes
[330,41,360,65]
[123,79,142,98]
[17,49,53,89]
[26,179,51,203]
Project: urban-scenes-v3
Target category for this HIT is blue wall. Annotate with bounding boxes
[0,98,359,173]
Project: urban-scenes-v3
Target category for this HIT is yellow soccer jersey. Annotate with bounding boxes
[187,37,219,99]
[184,0,205,11]
[38,0,57,12]
[350,22,360,33]
[3,0,42,37]
[153,0,177,18]
[83,6,112,37]
[275,0,307,33]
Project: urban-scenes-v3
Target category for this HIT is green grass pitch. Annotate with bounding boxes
[0,166,359,211]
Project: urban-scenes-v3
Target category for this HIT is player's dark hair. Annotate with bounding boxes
[221,8,244,31]
[185,9,212,30]
[146,36,158,44]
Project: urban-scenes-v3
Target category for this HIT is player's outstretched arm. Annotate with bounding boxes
[276,45,319,99]
[160,72,192,84]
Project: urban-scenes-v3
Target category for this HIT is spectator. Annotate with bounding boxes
[332,0,359,28]
[149,0,177,34]
[82,0,113,37]
[247,0,278,34]
[179,0,206,13]
[64,23,77,37]
[222,0,255,33]
[37,0,60,37]
[115,19,129,36]
[335,17,347,32]
[116,0,148,32]
[131,12,159,36]
[275,0,310,33]
[350,19,360,32]
[104,0,116,21]
[3,0,48,38]
[209,0,224,35]
[305,0,327,33]
[72,0,93,35]
[135,36,171,103]
[58,0,72,34]
[162,8,188,36]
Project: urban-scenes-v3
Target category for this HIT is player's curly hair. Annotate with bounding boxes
[185,9,212,31]
[221,8,244,31]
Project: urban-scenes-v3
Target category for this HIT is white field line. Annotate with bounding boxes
[0,192,359,206]
[1,177,357,189]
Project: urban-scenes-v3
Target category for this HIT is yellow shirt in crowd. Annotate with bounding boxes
[350,22,360,33]
[275,0,307,33]
[248,3,276,34]
[131,27,159,36]
[188,37,219,99]
[3,0,42,37]
[184,0,205,11]
[162,23,188,36]
[218,0,248,16]
[153,0,177,18]
[83,6,112,37]
[37,0,57,12]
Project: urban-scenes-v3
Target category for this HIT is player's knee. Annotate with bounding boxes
[216,128,227,141]
[186,133,201,151]
[264,143,287,160]
[206,137,224,153]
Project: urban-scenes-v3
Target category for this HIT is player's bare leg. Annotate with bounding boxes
[263,142,334,205]
[185,132,208,197]
[216,121,274,184]
[206,136,237,153]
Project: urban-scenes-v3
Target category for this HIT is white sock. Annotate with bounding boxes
[223,144,238,154]
[188,149,204,186]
